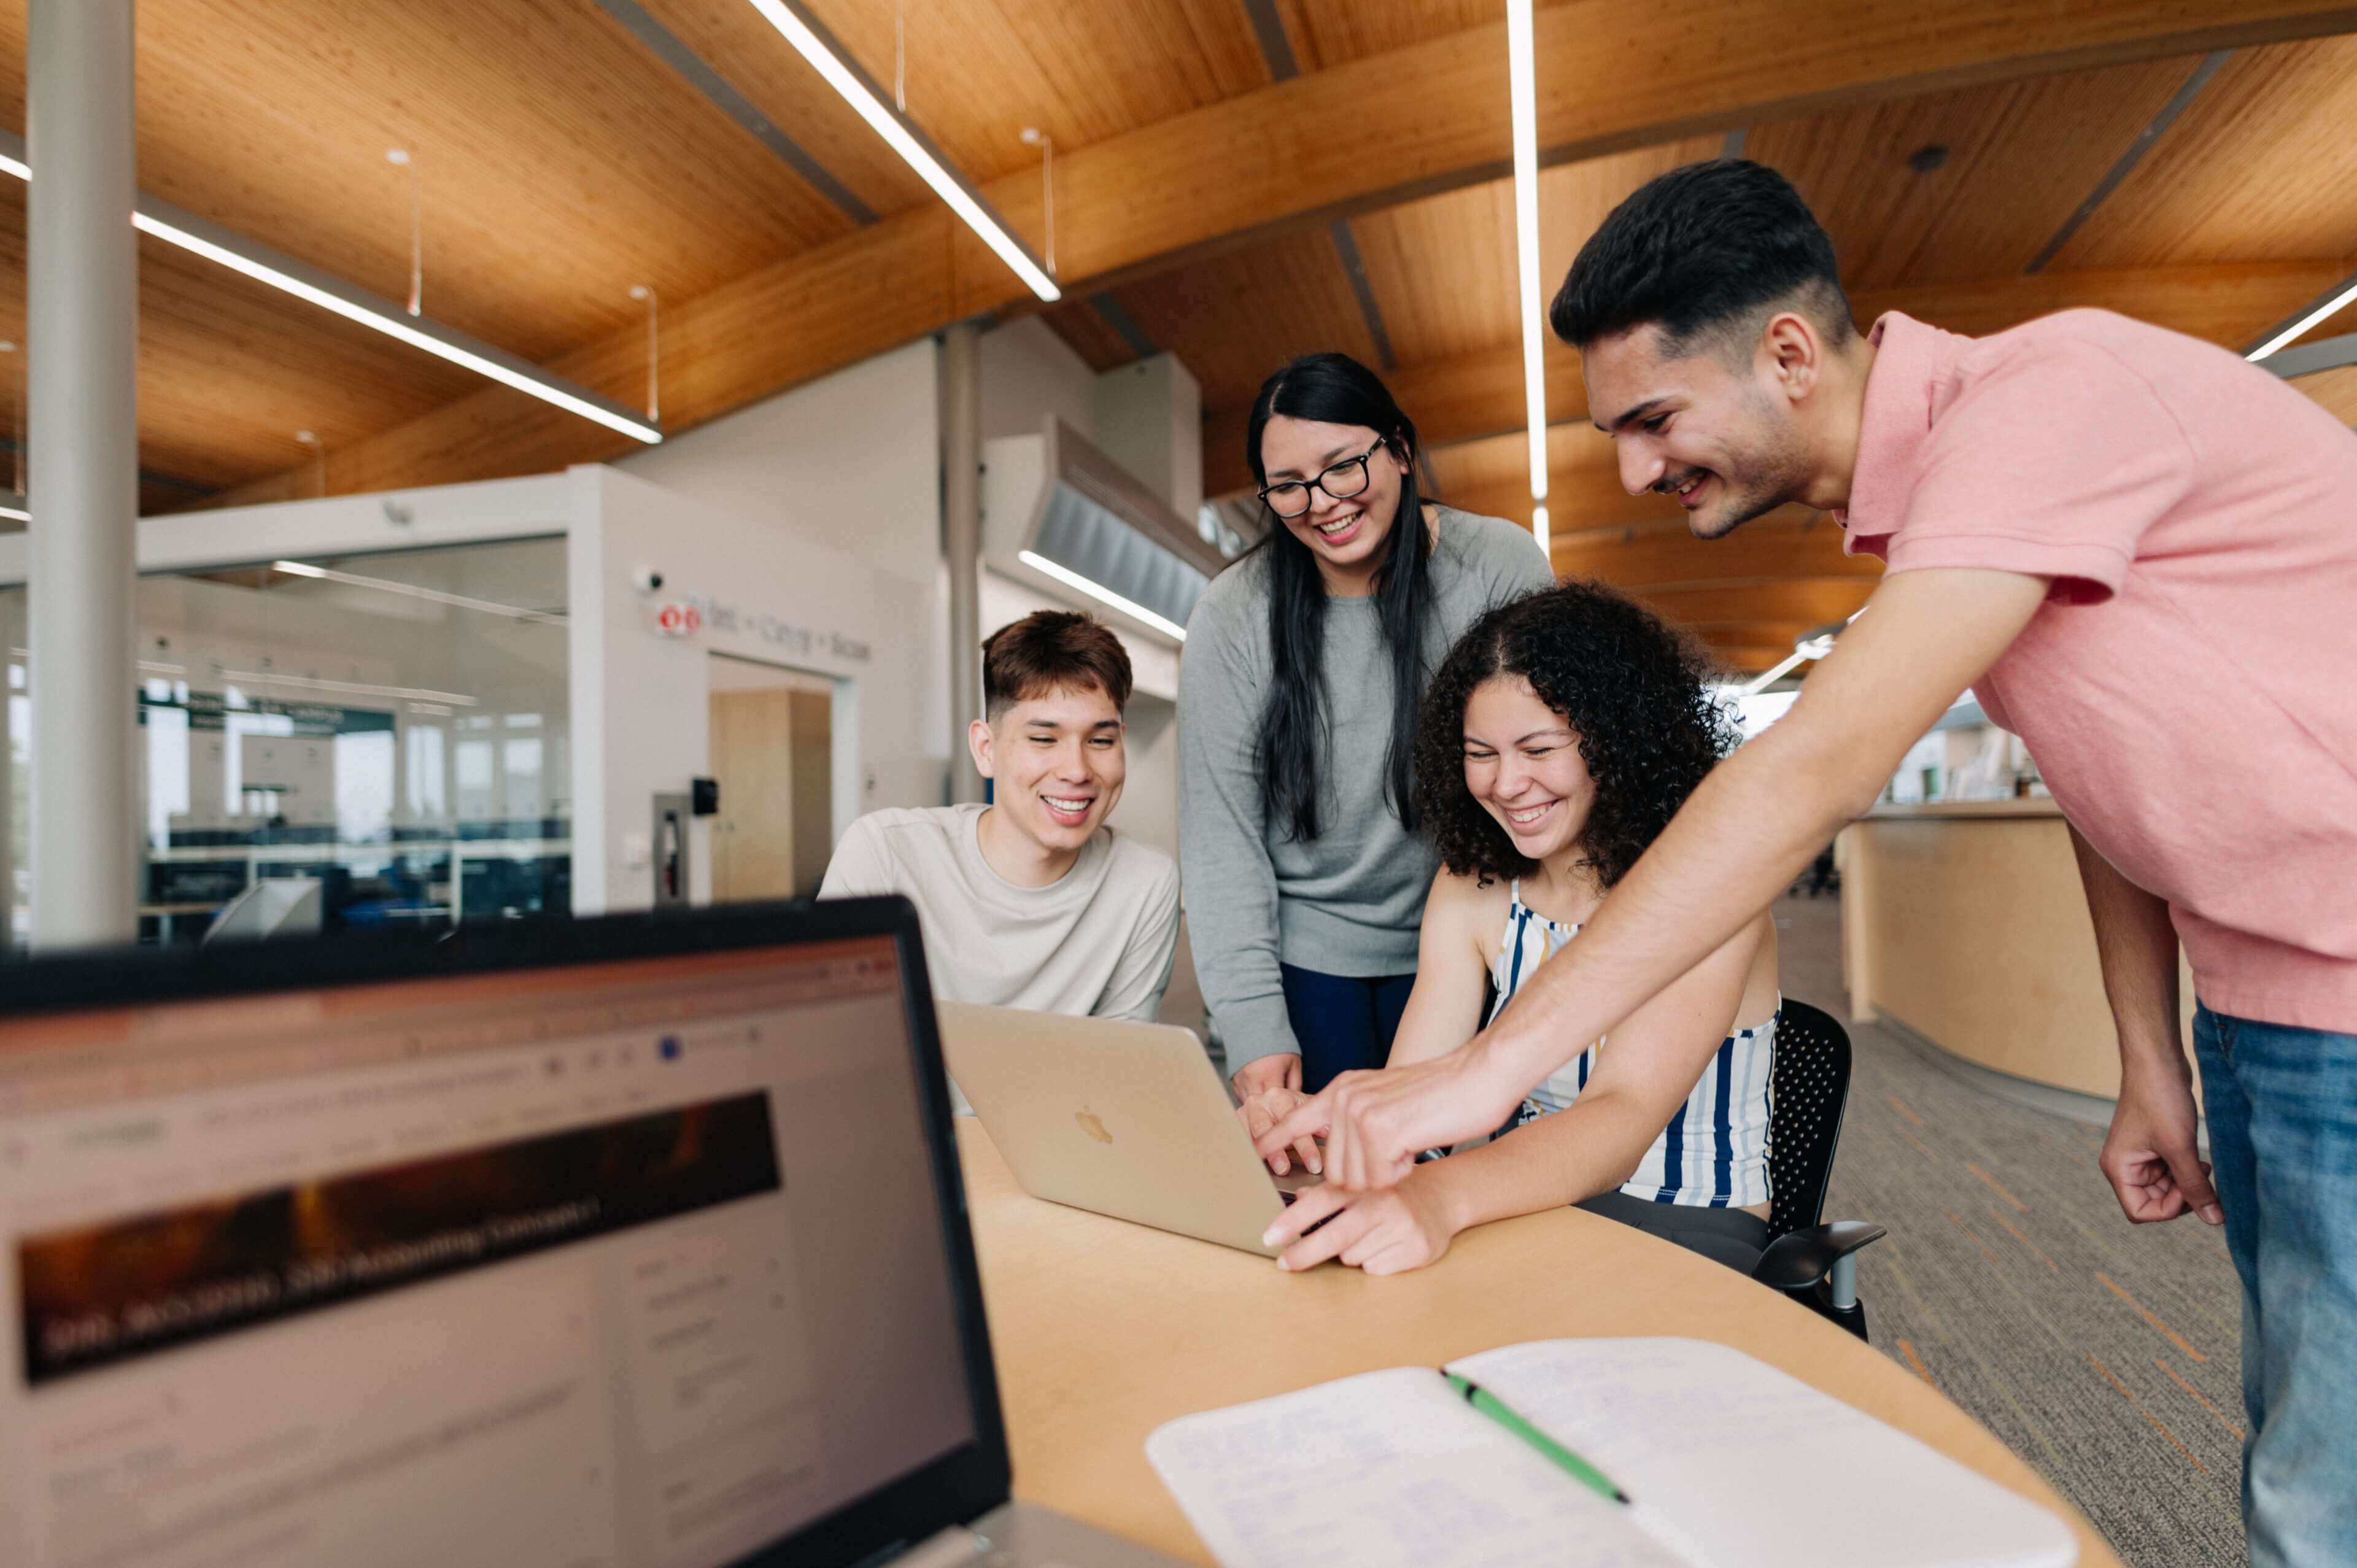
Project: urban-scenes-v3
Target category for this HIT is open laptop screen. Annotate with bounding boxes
[0,929,977,1568]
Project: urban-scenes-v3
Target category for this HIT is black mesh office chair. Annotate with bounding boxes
[1751,998,1886,1340]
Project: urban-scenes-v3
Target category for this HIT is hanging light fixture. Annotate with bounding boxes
[0,131,659,446]
[1507,0,1547,552]
[744,0,1060,301]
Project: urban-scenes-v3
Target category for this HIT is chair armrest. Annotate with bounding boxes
[1752,1221,1887,1297]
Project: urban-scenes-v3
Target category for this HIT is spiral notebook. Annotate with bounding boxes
[1145,1338,2076,1568]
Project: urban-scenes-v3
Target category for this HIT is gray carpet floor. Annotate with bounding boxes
[1774,894,2248,1568]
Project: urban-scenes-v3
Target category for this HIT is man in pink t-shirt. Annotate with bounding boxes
[1260,161,2357,1566]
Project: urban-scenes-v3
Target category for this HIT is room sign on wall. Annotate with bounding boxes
[676,592,871,663]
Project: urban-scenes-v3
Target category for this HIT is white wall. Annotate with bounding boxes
[568,466,935,915]
[0,472,576,587]
[616,338,940,589]
[979,316,1097,444]
[1094,353,1203,518]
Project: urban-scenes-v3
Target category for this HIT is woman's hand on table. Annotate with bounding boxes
[1263,1168,1460,1275]
[1237,1084,1323,1176]
[1257,1045,1521,1191]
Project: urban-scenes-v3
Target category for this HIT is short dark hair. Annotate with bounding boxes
[1414,581,1736,887]
[982,609,1132,719]
[1549,160,1852,357]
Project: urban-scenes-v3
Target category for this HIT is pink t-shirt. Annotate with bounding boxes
[1839,309,2357,1032]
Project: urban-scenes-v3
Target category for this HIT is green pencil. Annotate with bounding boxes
[1444,1371,1631,1504]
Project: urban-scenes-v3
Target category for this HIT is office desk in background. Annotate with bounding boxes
[956,1119,2121,1568]
[1839,800,2197,1111]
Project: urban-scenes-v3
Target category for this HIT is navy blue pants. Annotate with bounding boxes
[1279,963,1415,1092]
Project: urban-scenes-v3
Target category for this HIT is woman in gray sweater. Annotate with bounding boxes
[1178,353,1554,1117]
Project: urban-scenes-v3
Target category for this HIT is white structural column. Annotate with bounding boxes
[28,0,141,949]
[942,322,984,803]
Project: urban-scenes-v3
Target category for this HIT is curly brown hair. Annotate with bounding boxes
[1413,580,1737,887]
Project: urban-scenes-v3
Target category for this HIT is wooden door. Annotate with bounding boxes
[708,689,800,902]
[788,689,832,895]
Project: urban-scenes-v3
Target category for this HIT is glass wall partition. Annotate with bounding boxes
[3,536,570,948]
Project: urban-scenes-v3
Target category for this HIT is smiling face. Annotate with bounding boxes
[1460,674,1596,867]
[1582,321,1815,541]
[970,682,1126,861]
[1258,415,1412,593]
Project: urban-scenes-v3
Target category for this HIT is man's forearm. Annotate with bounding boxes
[1469,568,2049,1100]
[1477,716,1871,1092]
[2068,825,2185,1079]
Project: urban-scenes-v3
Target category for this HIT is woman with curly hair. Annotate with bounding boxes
[1248,580,1782,1275]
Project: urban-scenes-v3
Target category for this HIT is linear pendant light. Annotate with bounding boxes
[0,132,660,447]
[743,0,1060,303]
[1506,0,1547,552]
[1018,549,1185,641]
[271,559,567,625]
[2247,273,2357,362]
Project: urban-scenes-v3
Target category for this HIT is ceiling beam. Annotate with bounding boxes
[1682,619,1823,648]
[1625,579,1879,626]
[1549,508,1879,588]
[198,0,2357,509]
[1199,257,2345,500]
[1706,645,1801,674]
[1050,0,2357,295]
[1207,342,1590,496]
[2287,363,2357,424]
[1439,476,1656,536]
[1860,261,2345,346]
[2022,50,2232,274]
[198,207,965,507]
[586,0,877,226]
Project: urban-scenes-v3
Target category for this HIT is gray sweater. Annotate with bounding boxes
[1177,507,1555,1072]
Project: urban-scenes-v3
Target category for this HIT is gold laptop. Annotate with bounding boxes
[936,1003,1318,1257]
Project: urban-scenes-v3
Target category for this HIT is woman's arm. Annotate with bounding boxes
[1176,604,1299,1093]
[1262,911,1767,1273]
[1384,870,1498,1066]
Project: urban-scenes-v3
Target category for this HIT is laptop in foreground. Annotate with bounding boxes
[0,898,1181,1568]
[939,1003,1318,1258]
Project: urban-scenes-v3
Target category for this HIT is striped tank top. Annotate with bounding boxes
[1488,881,1776,1208]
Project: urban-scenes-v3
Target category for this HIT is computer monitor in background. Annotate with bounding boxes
[0,900,1012,1568]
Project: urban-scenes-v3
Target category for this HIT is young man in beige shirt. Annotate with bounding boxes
[821,611,1179,1033]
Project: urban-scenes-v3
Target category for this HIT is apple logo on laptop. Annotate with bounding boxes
[1075,1106,1112,1144]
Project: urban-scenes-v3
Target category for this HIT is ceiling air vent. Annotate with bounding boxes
[981,417,1231,642]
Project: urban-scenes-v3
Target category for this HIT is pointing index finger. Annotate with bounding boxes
[1255,1091,1331,1162]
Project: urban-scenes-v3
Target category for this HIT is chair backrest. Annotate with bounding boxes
[1765,998,1854,1241]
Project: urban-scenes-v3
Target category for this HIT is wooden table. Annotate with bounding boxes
[956,1119,2120,1567]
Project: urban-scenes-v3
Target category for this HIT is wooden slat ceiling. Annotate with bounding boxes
[1048,33,2357,668]
[792,0,1274,183]
[0,1,2348,671]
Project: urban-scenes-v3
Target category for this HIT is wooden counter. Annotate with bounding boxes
[956,1118,2119,1568]
[1838,801,2194,1104]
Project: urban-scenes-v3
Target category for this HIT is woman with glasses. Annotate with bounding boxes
[1178,352,1554,1126]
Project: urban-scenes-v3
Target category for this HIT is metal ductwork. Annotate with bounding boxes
[981,417,1236,641]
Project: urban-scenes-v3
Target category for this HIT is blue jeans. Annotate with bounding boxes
[1278,964,1414,1092]
[2193,1005,2357,1568]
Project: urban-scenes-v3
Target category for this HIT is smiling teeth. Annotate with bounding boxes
[1043,797,1091,813]
[1507,803,1552,824]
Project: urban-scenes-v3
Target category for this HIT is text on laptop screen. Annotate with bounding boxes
[0,937,975,1568]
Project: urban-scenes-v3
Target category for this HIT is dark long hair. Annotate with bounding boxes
[1413,581,1736,887]
[1243,353,1436,841]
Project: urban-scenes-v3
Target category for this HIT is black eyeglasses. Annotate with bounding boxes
[1258,438,1388,519]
